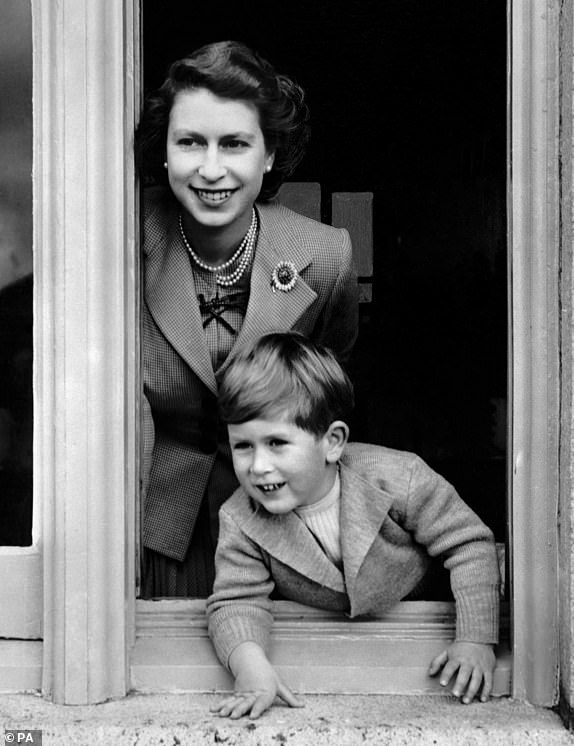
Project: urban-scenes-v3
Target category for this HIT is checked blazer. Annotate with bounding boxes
[142,187,359,562]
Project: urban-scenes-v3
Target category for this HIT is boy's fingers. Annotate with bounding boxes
[229,698,256,719]
[428,649,448,676]
[220,702,245,718]
[210,696,237,713]
[461,668,483,704]
[480,669,494,702]
[452,664,473,697]
[210,696,237,715]
[248,693,274,720]
[277,682,305,708]
[439,660,459,687]
[211,693,257,718]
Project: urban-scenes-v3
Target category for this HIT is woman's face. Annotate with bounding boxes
[166,88,274,238]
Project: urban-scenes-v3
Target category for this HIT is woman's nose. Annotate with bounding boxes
[197,146,226,181]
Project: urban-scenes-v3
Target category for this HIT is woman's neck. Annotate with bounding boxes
[181,210,254,266]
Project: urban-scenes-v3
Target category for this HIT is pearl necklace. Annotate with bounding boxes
[178,210,258,287]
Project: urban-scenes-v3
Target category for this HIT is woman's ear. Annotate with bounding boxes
[324,420,349,464]
[265,151,275,173]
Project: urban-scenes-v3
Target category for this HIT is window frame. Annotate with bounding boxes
[132,0,559,704]
[0,0,563,707]
[508,0,560,703]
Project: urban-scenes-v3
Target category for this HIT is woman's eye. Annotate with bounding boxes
[177,137,200,148]
[224,139,247,150]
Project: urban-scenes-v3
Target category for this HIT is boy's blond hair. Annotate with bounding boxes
[219,332,354,437]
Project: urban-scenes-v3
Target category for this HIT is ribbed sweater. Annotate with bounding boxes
[295,472,342,568]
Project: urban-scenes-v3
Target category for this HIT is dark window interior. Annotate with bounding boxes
[142,0,507,544]
[0,2,33,546]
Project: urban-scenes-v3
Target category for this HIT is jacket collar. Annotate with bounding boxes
[237,495,345,593]
[232,461,395,599]
[144,200,318,394]
[145,211,217,392]
[338,462,394,603]
[215,202,317,378]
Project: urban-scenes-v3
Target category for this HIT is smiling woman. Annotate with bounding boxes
[134,40,359,599]
[166,89,274,249]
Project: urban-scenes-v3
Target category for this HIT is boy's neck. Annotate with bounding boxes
[306,462,340,508]
[296,467,340,514]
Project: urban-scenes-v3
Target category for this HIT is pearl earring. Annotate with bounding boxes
[265,165,272,173]
[163,162,168,169]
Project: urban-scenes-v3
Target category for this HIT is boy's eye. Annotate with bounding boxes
[231,441,251,451]
[269,438,287,448]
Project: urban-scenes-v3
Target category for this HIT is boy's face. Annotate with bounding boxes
[228,415,342,514]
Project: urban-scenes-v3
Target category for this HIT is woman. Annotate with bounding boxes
[135,40,358,597]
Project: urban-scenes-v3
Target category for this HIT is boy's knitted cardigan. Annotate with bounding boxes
[207,443,501,668]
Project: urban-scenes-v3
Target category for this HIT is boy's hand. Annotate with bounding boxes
[428,641,496,704]
[210,642,304,720]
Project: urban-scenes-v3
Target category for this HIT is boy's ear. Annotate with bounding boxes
[324,420,349,463]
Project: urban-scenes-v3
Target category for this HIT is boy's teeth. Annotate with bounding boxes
[261,484,281,492]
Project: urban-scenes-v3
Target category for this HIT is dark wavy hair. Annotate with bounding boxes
[134,41,310,202]
[219,332,354,437]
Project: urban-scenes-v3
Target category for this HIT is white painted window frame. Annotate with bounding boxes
[509,0,560,704]
[0,0,563,706]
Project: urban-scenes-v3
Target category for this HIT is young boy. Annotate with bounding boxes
[207,332,500,720]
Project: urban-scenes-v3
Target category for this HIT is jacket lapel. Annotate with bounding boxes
[339,463,394,610]
[238,500,346,593]
[145,216,217,394]
[228,459,397,602]
[217,203,318,377]
[145,201,320,391]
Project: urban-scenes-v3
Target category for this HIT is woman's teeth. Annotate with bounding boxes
[195,189,234,203]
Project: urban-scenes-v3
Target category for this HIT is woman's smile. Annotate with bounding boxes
[191,187,239,205]
[166,88,274,245]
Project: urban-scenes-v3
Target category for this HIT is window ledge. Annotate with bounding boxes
[132,599,511,695]
[0,641,42,692]
[1,692,570,744]
[0,544,42,639]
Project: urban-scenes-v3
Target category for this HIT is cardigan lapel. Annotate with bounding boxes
[339,463,394,609]
[238,499,346,593]
[217,203,318,378]
[145,217,217,394]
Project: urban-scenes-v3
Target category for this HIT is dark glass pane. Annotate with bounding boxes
[0,1,33,546]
